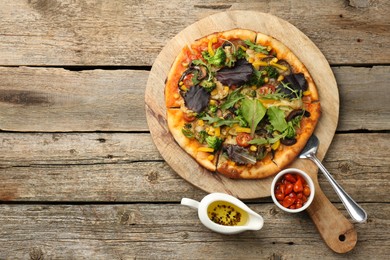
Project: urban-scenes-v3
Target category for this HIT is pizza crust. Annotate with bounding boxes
[167,109,218,171]
[217,28,257,42]
[165,46,189,108]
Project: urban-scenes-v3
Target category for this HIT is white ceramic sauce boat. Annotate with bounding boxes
[181,192,264,235]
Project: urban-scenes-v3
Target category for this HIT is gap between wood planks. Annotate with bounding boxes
[2,64,390,71]
[0,65,152,71]
[0,201,184,205]
[0,128,388,135]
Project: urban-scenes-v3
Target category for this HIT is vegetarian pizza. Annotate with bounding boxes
[165,29,321,179]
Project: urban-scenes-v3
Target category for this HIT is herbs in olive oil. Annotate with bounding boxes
[207,201,248,226]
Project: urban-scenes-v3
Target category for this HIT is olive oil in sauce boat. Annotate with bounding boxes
[181,193,264,235]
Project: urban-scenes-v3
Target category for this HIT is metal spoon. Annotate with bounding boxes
[299,135,368,223]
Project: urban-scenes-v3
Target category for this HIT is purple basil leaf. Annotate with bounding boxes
[183,85,210,113]
[225,145,257,165]
[278,73,308,97]
[216,59,254,86]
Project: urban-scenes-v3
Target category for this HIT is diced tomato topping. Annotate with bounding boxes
[183,112,196,122]
[259,84,276,94]
[236,133,253,147]
[182,74,194,87]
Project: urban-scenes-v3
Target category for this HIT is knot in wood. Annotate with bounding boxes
[338,162,352,173]
[147,171,158,183]
[269,206,280,216]
[181,232,189,239]
[118,210,137,225]
[29,247,44,260]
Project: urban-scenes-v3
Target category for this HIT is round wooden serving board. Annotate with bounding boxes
[145,11,337,198]
[145,11,357,253]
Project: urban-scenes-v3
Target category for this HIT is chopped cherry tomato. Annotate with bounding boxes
[279,184,286,195]
[182,73,195,87]
[259,84,276,94]
[285,183,293,195]
[183,112,196,122]
[236,132,252,147]
[284,173,297,183]
[303,185,311,197]
[282,196,295,208]
[294,178,303,193]
[289,192,297,199]
[275,191,285,201]
[302,95,312,103]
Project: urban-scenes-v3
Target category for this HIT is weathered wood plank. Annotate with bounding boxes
[0,203,387,259]
[0,0,389,66]
[1,66,389,132]
[0,67,149,132]
[0,133,162,166]
[335,66,390,131]
[0,133,388,202]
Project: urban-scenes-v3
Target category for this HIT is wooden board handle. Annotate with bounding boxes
[307,180,357,253]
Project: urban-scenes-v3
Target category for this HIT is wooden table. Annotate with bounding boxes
[1,1,389,259]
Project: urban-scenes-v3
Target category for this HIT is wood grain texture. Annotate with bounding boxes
[0,0,389,66]
[0,67,149,132]
[0,133,387,202]
[0,203,388,259]
[335,66,390,131]
[1,66,389,132]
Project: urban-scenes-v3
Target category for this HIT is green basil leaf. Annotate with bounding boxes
[268,133,285,144]
[267,106,288,132]
[220,88,244,110]
[244,40,269,54]
[201,114,240,127]
[200,114,221,124]
[241,97,266,136]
